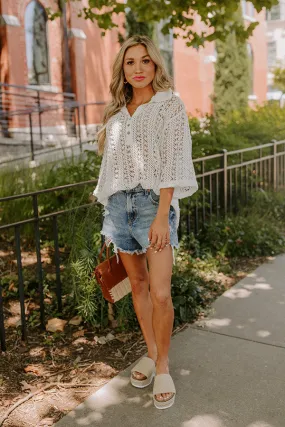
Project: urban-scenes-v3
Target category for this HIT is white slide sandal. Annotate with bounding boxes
[130,356,156,388]
[153,373,176,409]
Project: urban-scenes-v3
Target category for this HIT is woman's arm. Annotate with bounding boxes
[148,187,174,252]
[157,187,174,217]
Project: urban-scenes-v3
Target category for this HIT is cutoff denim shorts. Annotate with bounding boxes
[101,184,179,264]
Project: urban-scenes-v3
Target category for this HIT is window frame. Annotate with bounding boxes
[25,0,51,86]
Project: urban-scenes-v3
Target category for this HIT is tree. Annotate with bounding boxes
[273,65,285,107]
[213,6,250,117]
[118,9,154,45]
[273,66,285,93]
[47,0,278,48]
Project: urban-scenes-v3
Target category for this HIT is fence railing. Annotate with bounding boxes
[178,139,285,236]
[0,140,285,351]
[0,83,106,164]
[0,82,75,137]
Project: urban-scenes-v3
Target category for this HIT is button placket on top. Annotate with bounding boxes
[126,118,132,145]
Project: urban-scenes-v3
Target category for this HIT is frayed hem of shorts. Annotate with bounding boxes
[100,232,179,265]
[100,232,152,263]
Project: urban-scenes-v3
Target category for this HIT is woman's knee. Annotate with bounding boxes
[130,274,149,295]
[150,289,172,306]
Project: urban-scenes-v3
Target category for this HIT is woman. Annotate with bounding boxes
[93,35,198,409]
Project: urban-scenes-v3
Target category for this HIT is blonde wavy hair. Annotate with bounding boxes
[97,34,174,155]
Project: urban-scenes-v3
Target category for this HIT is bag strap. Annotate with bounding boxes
[98,242,112,271]
[98,242,111,262]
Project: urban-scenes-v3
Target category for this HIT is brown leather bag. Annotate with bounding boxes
[93,242,131,303]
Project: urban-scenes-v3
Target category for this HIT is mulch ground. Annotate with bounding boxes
[0,254,271,427]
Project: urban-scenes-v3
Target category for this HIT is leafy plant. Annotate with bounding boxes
[47,0,278,49]
[273,65,285,94]
[189,103,285,159]
[213,6,250,117]
[196,190,285,258]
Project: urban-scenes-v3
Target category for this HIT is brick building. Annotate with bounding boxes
[266,1,285,102]
[0,0,268,130]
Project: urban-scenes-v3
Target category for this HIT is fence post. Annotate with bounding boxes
[272,139,277,191]
[76,106,82,152]
[0,283,6,352]
[37,91,43,141]
[29,113,35,161]
[220,149,228,216]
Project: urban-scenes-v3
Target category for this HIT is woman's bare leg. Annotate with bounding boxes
[118,251,157,378]
[146,245,174,402]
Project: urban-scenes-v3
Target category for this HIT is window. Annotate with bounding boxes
[241,0,247,15]
[267,41,277,68]
[247,43,254,95]
[267,4,281,21]
[25,0,50,85]
[153,20,174,77]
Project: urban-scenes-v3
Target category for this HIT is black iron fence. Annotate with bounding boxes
[0,140,285,351]
[178,139,285,236]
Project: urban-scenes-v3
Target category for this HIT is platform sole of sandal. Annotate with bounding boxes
[153,394,175,409]
[130,371,155,388]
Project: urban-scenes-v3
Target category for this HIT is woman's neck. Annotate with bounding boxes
[131,84,155,105]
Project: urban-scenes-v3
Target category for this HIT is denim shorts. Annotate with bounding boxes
[101,184,179,264]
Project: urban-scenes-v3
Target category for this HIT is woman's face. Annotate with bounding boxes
[123,44,156,89]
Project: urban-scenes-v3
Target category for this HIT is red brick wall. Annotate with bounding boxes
[69,1,123,124]
[174,10,268,115]
[1,1,268,124]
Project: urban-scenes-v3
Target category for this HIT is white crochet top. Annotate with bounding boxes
[93,88,198,228]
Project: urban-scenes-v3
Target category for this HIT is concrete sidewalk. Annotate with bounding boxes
[55,254,285,427]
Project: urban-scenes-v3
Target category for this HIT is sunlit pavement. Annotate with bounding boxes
[55,254,285,427]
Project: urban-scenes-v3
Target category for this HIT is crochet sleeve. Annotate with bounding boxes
[159,97,198,199]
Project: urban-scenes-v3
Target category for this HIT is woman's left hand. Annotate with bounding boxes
[148,214,170,252]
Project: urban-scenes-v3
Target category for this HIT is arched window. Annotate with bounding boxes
[247,43,254,95]
[25,0,50,85]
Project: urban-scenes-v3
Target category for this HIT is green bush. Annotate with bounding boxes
[199,216,284,258]
[190,103,285,159]
[187,190,285,258]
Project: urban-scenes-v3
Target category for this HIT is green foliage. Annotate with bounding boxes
[189,103,285,158]
[273,66,285,93]
[171,245,229,325]
[200,216,284,258]
[213,6,250,117]
[196,191,285,258]
[125,9,154,40]
[0,151,101,244]
[55,201,107,327]
[171,263,207,325]
[46,0,278,49]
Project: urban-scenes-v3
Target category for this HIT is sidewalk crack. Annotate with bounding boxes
[189,325,285,350]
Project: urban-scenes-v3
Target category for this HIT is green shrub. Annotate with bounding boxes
[190,103,285,159]
[194,190,285,258]
[199,216,284,258]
